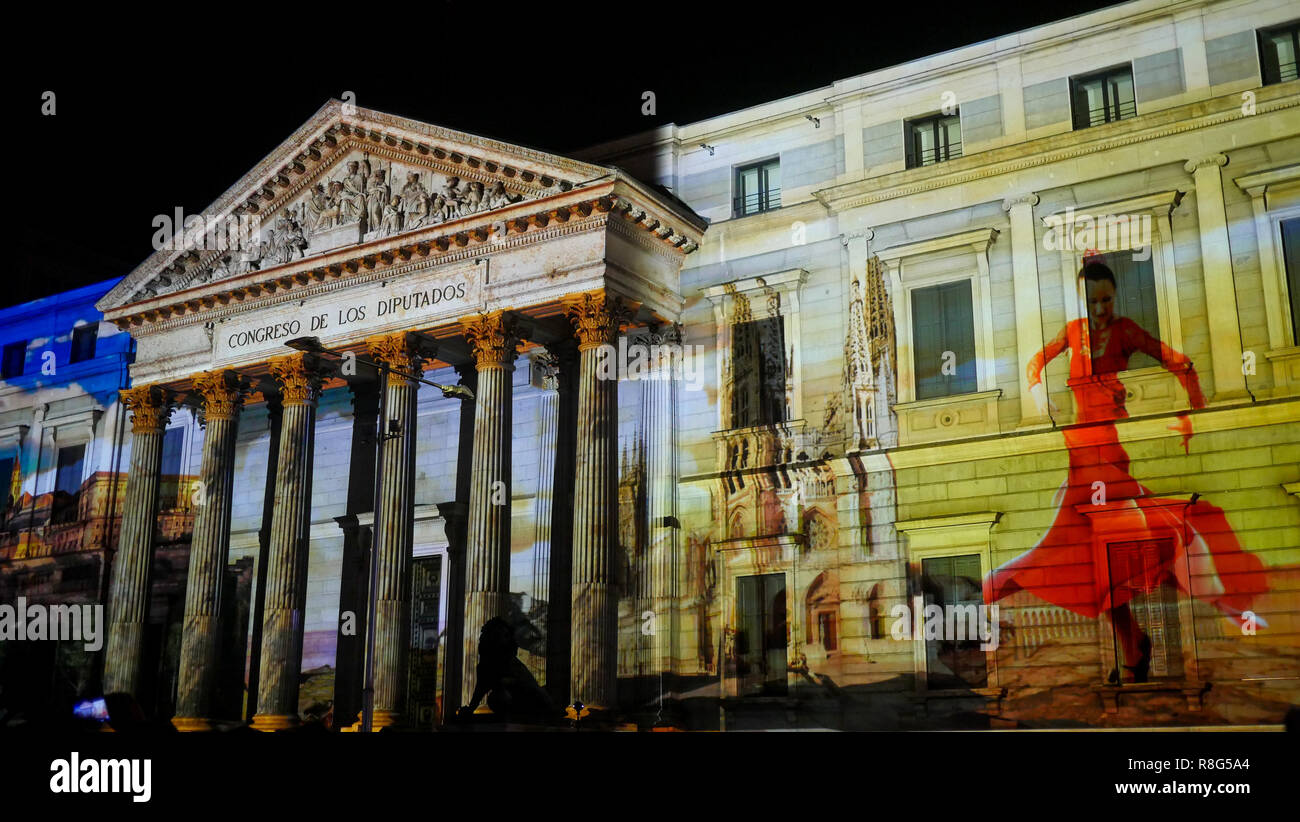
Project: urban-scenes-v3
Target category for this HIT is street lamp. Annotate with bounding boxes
[284,335,472,732]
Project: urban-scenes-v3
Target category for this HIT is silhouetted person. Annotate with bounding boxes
[458,617,557,723]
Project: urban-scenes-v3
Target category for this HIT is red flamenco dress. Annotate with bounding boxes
[984,317,1269,655]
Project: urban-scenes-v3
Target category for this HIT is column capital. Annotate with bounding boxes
[120,384,176,434]
[1002,192,1039,212]
[365,332,428,384]
[564,292,635,350]
[190,370,251,423]
[460,311,521,369]
[1184,153,1228,174]
[267,352,326,407]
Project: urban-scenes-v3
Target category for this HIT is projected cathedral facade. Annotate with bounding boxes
[5,0,1298,729]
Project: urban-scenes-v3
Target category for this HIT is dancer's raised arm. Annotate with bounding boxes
[1120,318,1205,451]
[1027,323,1070,415]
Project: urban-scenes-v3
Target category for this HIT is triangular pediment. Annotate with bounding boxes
[99,100,614,311]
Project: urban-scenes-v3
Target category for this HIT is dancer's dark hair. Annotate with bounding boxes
[1079,259,1117,286]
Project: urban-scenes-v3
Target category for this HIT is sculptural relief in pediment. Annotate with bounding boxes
[140,151,533,299]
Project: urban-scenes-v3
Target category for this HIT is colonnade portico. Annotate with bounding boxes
[94,100,706,729]
[104,293,659,729]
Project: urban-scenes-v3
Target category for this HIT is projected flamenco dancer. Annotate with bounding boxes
[985,258,1268,683]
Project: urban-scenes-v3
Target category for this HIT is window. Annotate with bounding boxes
[906,112,962,168]
[735,573,787,696]
[817,611,837,652]
[1283,217,1300,344]
[1091,250,1162,371]
[54,445,85,497]
[733,159,780,217]
[920,553,988,689]
[731,316,788,428]
[911,280,977,400]
[1259,21,1299,86]
[804,571,839,653]
[1106,539,1184,681]
[69,325,98,364]
[2,341,26,379]
[1070,66,1136,129]
[53,444,86,522]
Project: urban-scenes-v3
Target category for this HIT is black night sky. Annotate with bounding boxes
[15,0,1122,308]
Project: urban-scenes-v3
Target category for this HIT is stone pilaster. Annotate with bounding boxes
[458,311,520,707]
[251,352,325,731]
[1185,153,1247,398]
[173,371,249,731]
[364,332,425,729]
[528,353,560,685]
[565,292,633,711]
[1002,193,1048,426]
[103,384,175,697]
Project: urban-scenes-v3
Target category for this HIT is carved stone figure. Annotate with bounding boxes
[461,180,484,214]
[365,168,389,230]
[440,176,464,219]
[485,180,517,210]
[400,172,431,230]
[338,160,368,224]
[379,195,403,237]
[305,183,332,233]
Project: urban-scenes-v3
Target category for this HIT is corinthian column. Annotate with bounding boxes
[458,311,520,708]
[641,326,680,677]
[365,332,424,729]
[566,292,633,711]
[251,353,324,731]
[103,384,175,697]
[173,371,249,731]
[528,353,560,685]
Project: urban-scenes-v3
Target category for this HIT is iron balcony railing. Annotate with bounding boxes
[734,186,781,217]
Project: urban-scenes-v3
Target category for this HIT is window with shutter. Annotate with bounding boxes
[920,553,988,688]
[912,280,977,400]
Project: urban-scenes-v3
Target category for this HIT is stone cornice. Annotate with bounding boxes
[894,511,1001,533]
[876,227,998,262]
[701,268,807,300]
[1233,163,1300,195]
[1042,190,1184,225]
[814,86,1300,214]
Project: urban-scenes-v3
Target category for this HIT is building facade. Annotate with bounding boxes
[52,0,1300,730]
[0,279,206,720]
[577,0,1300,728]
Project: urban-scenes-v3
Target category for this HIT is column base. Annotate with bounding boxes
[171,716,214,732]
[250,713,300,732]
[340,710,406,731]
[371,709,405,730]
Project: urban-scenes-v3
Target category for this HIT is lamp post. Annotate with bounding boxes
[285,335,472,732]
